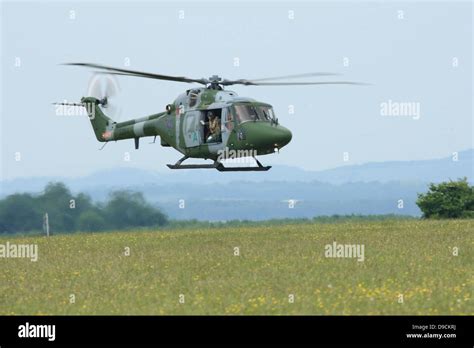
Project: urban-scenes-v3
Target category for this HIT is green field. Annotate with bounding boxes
[0,219,472,315]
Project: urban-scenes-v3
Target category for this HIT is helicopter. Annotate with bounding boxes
[56,63,365,171]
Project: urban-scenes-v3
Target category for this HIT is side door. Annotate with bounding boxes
[183,110,202,148]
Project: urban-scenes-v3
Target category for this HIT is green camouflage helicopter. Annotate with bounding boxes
[57,63,364,171]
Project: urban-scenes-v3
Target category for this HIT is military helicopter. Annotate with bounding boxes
[57,63,365,171]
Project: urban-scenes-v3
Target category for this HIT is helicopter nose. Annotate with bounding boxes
[240,123,292,153]
[273,126,292,149]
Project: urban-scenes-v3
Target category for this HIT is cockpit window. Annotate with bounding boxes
[257,106,275,121]
[234,104,276,123]
[234,104,258,122]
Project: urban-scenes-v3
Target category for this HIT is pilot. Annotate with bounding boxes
[207,111,221,143]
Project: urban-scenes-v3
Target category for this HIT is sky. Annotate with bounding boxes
[1,0,472,180]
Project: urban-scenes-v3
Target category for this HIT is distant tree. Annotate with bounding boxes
[38,182,76,232]
[68,193,94,227]
[104,190,168,229]
[416,178,474,218]
[0,193,42,233]
[77,210,107,232]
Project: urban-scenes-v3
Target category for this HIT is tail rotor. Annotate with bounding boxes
[87,74,122,119]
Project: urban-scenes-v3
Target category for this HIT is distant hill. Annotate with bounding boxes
[2,149,471,191]
[1,149,472,220]
[311,149,472,184]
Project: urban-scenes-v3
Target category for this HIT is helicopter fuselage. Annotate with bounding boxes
[87,87,292,161]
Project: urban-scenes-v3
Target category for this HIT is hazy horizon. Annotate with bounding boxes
[0,146,472,181]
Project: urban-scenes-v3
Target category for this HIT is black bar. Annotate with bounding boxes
[0,316,472,346]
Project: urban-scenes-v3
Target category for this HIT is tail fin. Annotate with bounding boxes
[81,97,114,142]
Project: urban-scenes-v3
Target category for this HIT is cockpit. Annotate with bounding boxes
[232,103,277,124]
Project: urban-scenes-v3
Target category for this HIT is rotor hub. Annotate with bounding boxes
[207,75,223,90]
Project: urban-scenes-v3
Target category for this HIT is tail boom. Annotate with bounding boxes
[81,97,166,143]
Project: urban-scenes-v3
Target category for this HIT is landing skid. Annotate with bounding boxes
[215,160,271,172]
[167,156,271,172]
[167,163,217,170]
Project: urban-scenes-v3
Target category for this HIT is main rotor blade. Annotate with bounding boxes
[222,81,370,86]
[63,63,208,85]
[243,72,340,82]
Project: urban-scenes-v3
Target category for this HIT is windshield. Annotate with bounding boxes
[234,104,276,123]
[258,105,275,122]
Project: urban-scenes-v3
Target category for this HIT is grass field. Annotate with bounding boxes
[0,219,472,315]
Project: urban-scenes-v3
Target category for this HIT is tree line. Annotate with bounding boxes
[0,178,472,235]
[0,182,168,234]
